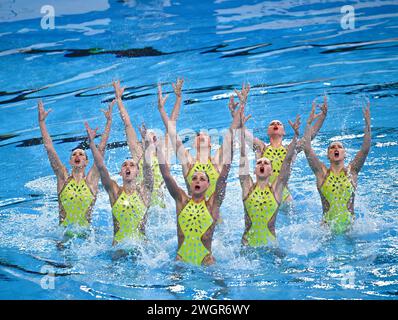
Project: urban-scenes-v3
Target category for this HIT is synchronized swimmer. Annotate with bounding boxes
[38,79,372,266]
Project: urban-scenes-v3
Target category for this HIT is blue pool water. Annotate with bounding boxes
[0,0,397,300]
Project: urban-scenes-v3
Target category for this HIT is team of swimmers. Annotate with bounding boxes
[38,79,371,266]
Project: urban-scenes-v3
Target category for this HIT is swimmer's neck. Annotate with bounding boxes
[71,166,86,181]
[191,193,206,203]
[269,135,283,147]
[122,181,137,194]
[196,147,211,163]
[329,161,345,173]
[256,176,270,188]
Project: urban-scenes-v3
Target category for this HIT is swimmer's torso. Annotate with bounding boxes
[111,189,147,243]
[186,159,220,199]
[243,184,279,247]
[262,145,290,201]
[177,199,215,265]
[319,169,355,234]
[59,176,95,227]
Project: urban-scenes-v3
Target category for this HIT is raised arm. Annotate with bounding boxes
[87,100,114,187]
[113,80,143,163]
[296,95,328,153]
[157,83,193,176]
[170,78,184,121]
[137,123,154,207]
[213,100,241,172]
[239,122,254,200]
[213,156,232,209]
[156,137,184,201]
[228,86,265,154]
[85,122,118,202]
[273,115,300,203]
[349,103,371,174]
[303,102,327,180]
[37,100,67,183]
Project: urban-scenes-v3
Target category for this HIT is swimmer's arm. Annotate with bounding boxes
[296,95,328,153]
[349,104,371,174]
[214,96,247,170]
[113,80,143,163]
[303,106,327,179]
[161,78,183,165]
[85,122,118,200]
[213,162,232,208]
[156,140,184,201]
[273,116,300,203]
[309,95,328,140]
[87,100,114,185]
[239,126,254,199]
[37,100,67,181]
[229,88,264,153]
[245,127,266,155]
[139,125,154,207]
[170,78,184,121]
[157,83,193,176]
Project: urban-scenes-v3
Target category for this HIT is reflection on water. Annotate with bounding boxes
[0,0,397,299]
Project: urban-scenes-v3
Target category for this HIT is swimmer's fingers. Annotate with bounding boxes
[172,77,184,97]
[112,80,124,98]
[321,95,328,114]
[234,88,245,104]
[308,99,318,124]
[288,115,301,136]
[243,114,252,125]
[228,96,239,114]
[38,100,52,121]
[363,104,371,129]
[157,83,168,108]
[84,122,97,141]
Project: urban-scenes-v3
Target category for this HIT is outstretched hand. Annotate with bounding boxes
[239,104,252,128]
[157,83,169,110]
[84,122,98,142]
[112,80,125,100]
[234,83,250,106]
[138,122,151,147]
[288,115,301,137]
[101,99,115,121]
[307,95,327,125]
[363,102,371,132]
[228,95,239,118]
[172,78,184,98]
[38,99,52,122]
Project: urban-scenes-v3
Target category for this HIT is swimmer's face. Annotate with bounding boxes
[327,142,345,162]
[120,160,138,182]
[255,157,272,179]
[190,171,210,196]
[195,132,211,150]
[69,149,88,168]
[267,120,285,137]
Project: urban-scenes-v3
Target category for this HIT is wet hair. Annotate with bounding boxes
[121,157,136,167]
[328,141,345,150]
[268,119,284,126]
[71,147,88,160]
[193,171,210,183]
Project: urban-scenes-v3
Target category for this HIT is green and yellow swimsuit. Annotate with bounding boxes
[319,169,355,234]
[243,184,279,247]
[111,189,146,244]
[262,145,291,202]
[177,199,214,266]
[59,176,95,228]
